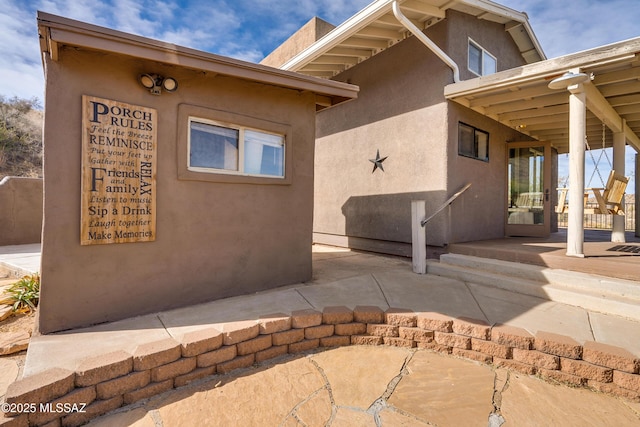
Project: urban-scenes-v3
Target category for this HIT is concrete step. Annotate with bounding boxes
[437,254,640,301]
[427,254,640,321]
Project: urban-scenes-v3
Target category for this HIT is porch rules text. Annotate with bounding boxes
[81,96,157,245]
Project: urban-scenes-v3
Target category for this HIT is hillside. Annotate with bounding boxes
[0,96,43,179]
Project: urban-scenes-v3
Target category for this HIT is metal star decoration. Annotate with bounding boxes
[369,149,388,173]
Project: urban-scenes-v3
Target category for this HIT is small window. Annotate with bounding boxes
[468,39,497,76]
[458,122,489,162]
[188,118,284,178]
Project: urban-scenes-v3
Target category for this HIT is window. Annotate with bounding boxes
[458,122,489,162]
[188,118,285,178]
[177,104,291,185]
[468,39,497,76]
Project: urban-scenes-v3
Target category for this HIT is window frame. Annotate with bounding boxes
[187,117,285,179]
[458,122,490,162]
[177,104,292,185]
[468,38,497,77]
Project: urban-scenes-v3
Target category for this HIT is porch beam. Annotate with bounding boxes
[499,104,569,122]
[583,82,640,152]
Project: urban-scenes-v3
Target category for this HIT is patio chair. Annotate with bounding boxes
[556,170,629,215]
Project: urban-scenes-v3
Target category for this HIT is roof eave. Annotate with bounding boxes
[36,11,358,108]
[444,36,640,153]
[457,0,546,63]
[444,37,640,99]
[280,0,545,75]
[280,0,397,71]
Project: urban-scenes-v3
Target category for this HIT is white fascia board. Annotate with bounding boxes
[520,20,546,61]
[461,0,529,23]
[280,0,399,71]
[461,0,546,61]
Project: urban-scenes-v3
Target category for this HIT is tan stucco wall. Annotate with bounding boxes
[261,17,335,68]
[447,103,534,243]
[444,10,533,243]
[313,9,533,253]
[39,47,316,333]
[0,177,43,246]
[314,33,452,253]
[444,10,528,80]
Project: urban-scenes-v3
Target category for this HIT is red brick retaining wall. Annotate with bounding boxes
[3,306,639,426]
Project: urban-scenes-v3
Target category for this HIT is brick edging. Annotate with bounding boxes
[3,306,639,426]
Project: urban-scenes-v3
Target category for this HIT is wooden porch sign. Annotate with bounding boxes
[81,96,157,245]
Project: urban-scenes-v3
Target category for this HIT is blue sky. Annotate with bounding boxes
[1,0,638,190]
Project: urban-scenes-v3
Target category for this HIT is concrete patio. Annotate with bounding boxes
[1,243,639,426]
[19,244,640,375]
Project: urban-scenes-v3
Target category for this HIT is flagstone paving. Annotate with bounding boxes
[85,346,640,427]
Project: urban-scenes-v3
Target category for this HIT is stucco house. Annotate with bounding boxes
[35,0,640,332]
[263,0,640,258]
[36,12,357,333]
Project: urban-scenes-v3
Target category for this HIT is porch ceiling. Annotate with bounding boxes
[281,0,543,77]
[445,37,640,155]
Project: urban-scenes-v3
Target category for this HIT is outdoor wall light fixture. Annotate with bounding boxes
[548,72,590,90]
[139,73,178,95]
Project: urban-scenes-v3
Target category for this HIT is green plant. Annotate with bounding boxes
[0,273,40,313]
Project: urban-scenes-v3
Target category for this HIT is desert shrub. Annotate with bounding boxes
[0,95,43,178]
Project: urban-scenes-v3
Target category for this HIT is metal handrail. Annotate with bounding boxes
[421,183,472,227]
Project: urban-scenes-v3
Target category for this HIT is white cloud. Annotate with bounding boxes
[36,0,112,26]
[0,63,44,102]
[0,1,44,100]
[2,0,640,108]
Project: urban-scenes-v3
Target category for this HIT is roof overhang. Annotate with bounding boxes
[280,0,544,77]
[36,12,358,110]
[444,37,640,154]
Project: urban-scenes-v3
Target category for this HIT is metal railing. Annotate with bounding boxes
[412,183,472,274]
[557,203,636,230]
[421,183,472,226]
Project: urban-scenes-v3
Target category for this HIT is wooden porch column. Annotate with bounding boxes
[566,84,586,257]
[612,129,626,242]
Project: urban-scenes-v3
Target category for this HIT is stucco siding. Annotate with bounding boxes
[315,105,449,245]
[443,10,533,242]
[0,177,43,246]
[447,102,534,243]
[261,17,335,68]
[313,8,532,252]
[315,33,452,251]
[39,47,317,333]
[445,10,527,80]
